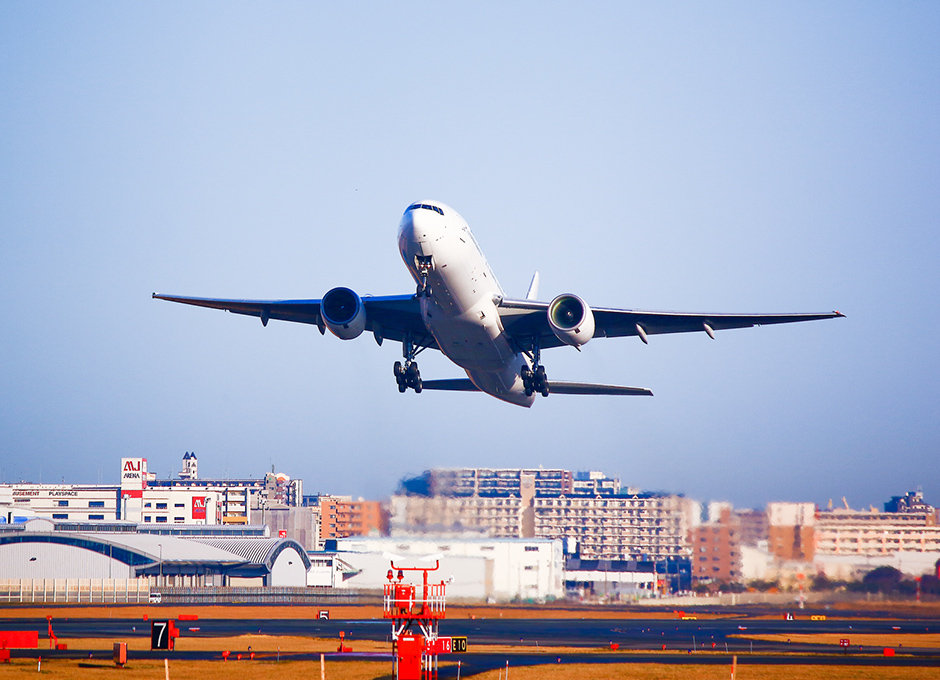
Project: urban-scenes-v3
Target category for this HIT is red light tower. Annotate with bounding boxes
[383,559,447,680]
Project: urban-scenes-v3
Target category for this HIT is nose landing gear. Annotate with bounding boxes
[414,255,433,297]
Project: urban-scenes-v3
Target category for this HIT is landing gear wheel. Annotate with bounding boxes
[522,362,549,397]
[394,361,404,377]
[398,381,407,393]
[414,377,423,393]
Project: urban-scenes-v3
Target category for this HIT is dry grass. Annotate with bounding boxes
[732,633,940,649]
[0,659,932,680]
[53,635,389,653]
[464,665,937,680]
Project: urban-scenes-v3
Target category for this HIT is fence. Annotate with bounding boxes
[155,586,376,605]
[0,578,150,604]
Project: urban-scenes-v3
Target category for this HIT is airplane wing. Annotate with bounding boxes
[497,298,844,351]
[152,293,436,349]
[422,378,652,396]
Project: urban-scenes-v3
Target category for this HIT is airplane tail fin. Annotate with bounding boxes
[525,271,540,300]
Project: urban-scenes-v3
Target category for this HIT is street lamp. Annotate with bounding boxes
[158,543,163,586]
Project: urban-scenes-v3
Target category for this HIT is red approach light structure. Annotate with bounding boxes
[384,559,447,680]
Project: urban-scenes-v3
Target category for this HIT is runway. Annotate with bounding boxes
[3,610,939,673]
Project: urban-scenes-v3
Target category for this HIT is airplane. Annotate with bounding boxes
[154,200,844,407]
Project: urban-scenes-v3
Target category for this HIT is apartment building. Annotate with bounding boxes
[388,493,525,537]
[307,495,387,541]
[689,506,742,583]
[815,501,940,556]
[767,502,816,562]
[534,493,694,561]
[393,468,692,561]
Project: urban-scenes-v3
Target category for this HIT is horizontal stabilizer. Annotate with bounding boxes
[548,381,653,396]
[420,378,652,396]
[420,379,481,392]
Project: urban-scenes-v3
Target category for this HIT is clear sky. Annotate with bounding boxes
[1,3,937,510]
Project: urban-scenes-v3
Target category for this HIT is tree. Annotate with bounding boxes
[861,566,903,593]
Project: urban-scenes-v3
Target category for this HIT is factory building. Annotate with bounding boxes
[332,534,564,602]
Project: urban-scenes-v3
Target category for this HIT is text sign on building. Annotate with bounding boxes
[121,458,148,497]
[192,496,206,520]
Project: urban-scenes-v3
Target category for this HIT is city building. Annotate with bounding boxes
[306,495,387,542]
[766,502,816,562]
[571,471,620,496]
[389,494,526,538]
[733,508,768,547]
[178,451,198,480]
[534,493,695,562]
[689,506,742,583]
[0,454,302,527]
[405,468,574,498]
[393,468,694,564]
[814,493,940,557]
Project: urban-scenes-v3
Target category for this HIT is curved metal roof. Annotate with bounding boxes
[187,537,311,571]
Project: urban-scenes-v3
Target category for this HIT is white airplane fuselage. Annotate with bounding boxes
[398,201,535,407]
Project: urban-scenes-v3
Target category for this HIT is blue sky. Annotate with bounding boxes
[1,3,937,510]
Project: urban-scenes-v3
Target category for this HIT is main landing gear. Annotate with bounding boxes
[394,360,422,393]
[521,341,550,397]
[394,335,424,393]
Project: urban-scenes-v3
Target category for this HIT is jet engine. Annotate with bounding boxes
[548,293,595,347]
[321,287,367,340]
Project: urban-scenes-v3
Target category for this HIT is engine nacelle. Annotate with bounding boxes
[321,287,367,340]
[548,293,595,347]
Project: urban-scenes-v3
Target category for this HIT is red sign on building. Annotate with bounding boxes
[192,496,206,520]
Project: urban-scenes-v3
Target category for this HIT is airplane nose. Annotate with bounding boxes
[399,209,430,243]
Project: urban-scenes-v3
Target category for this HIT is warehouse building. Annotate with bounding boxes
[0,518,310,588]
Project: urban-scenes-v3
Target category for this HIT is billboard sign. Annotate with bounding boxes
[120,458,148,497]
[192,496,206,520]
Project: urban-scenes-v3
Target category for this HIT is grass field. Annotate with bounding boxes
[0,658,934,680]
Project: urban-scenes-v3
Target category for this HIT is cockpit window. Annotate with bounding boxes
[405,203,444,216]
